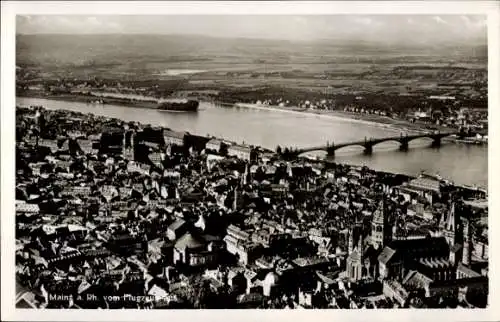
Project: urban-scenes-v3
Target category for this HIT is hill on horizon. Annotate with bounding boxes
[16,33,487,73]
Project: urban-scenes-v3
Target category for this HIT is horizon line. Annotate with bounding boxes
[15,32,487,45]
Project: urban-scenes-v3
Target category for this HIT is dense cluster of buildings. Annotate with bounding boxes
[15,106,488,309]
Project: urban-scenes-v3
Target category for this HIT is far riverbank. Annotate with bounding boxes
[20,91,429,134]
[234,103,448,135]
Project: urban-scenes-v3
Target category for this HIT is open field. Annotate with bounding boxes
[16,34,487,106]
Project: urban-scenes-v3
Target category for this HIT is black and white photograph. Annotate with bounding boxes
[1,1,499,321]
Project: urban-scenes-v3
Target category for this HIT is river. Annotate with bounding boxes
[17,97,488,188]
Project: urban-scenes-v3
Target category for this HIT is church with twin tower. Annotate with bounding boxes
[346,197,473,283]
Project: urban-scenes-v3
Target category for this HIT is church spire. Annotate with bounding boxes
[443,201,459,246]
[445,202,457,232]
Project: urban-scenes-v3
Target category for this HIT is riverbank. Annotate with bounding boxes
[235,103,441,135]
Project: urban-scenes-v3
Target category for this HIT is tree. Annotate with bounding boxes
[276,145,282,155]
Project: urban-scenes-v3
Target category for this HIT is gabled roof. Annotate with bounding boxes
[402,270,418,285]
[168,219,186,232]
[16,293,38,308]
[316,270,340,284]
[457,263,481,278]
[402,270,433,289]
[378,246,396,265]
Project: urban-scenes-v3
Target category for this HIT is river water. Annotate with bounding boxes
[17,97,488,188]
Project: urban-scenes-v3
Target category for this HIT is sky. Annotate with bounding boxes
[16,15,487,44]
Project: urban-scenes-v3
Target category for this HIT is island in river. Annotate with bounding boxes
[17,90,200,112]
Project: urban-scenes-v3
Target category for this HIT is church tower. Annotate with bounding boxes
[462,217,472,266]
[357,236,364,264]
[123,130,135,161]
[371,199,391,249]
[348,227,355,255]
[346,227,365,282]
[441,202,460,247]
[348,211,364,256]
[36,108,46,138]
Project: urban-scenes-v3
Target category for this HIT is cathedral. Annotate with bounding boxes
[377,200,474,283]
[346,198,474,285]
[346,199,391,282]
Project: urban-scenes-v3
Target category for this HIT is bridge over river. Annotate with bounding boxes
[284,131,460,157]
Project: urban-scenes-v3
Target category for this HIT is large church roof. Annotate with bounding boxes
[378,237,449,264]
[174,232,206,250]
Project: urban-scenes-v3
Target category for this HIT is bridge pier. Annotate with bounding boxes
[431,137,441,148]
[399,140,409,151]
[326,146,336,157]
[364,145,373,155]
